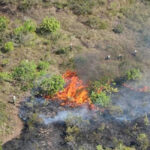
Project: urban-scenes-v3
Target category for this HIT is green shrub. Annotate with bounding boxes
[96,145,104,150]
[23,20,37,32]
[115,143,136,150]
[90,91,110,107]
[14,20,36,35]
[37,61,49,71]
[85,16,108,30]
[4,41,14,52]
[137,133,149,150]
[126,68,141,80]
[0,16,8,32]
[39,17,60,34]
[68,0,95,15]
[12,61,37,88]
[113,24,124,34]
[39,75,65,96]
[0,72,11,83]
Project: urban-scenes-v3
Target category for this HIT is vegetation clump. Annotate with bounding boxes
[137,133,149,150]
[90,91,110,107]
[37,61,49,71]
[125,68,141,80]
[12,61,37,89]
[0,72,11,83]
[0,16,8,32]
[68,0,95,15]
[14,20,36,35]
[4,41,14,52]
[39,75,65,96]
[39,17,60,34]
[113,24,124,34]
[85,16,108,30]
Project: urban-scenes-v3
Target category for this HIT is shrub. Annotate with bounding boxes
[4,41,14,52]
[96,145,104,150]
[90,91,110,107]
[85,16,108,30]
[39,75,65,96]
[0,72,11,83]
[137,133,149,150]
[39,17,60,34]
[37,61,49,71]
[113,24,124,34]
[14,20,36,35]
[17,0,41,11]
[12,61,37,89]
[23,20,37,32]
[68,0,95,15]
[125,68,141,80]
[0,16,8,32]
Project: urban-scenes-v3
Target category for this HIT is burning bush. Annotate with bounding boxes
[39,75,65,97]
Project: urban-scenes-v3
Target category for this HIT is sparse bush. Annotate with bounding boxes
[85,16,108,30]
[37,61,49,71]
[55,46,72,55]
[96,145,104,150]
[115,143,136,150]
[18,0,41,11]
[39,75,65,96]
[68,0,95,15]
[14,20,36,35]
[0,16,8,32]
[125,68,141,80]
[113,24,124,34]
[39,17,60,34]
[4,41,14,52]
[90,91,110,107]
[23,20,37,33]
[137,133,149,150]
[0,72,11,83]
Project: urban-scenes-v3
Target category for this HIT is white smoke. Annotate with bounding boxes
[39,107,91,125]
[112,73,150,121]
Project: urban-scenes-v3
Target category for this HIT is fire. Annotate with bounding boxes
[123,83,150,93]
[53,71,93,107]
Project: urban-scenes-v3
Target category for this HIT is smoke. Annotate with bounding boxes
[111,73,150,121]
[39,107,91,125]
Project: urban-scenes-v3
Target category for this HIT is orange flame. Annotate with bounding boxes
[53,71,92,107]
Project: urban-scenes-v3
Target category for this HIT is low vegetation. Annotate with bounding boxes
[39,75,65,96]
[125,68,141,80]
[38,17,60,34]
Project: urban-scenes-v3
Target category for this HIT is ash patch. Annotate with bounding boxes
[3,96,150,150]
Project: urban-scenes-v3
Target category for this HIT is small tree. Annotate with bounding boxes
[39,75,65,96]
